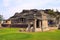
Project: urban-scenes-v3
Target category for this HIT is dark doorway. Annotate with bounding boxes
[36,19,40,28]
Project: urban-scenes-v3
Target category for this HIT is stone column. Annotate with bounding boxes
[33,19,37,32]
[0,21,3,27]
[42,20,49,31]
[41,11,49,31]
[7,20,11,27]
[39,20,41,28]
[26,21,31,32]
[39,20,42,31]
[27,23,31,32]
[0,24,1,27]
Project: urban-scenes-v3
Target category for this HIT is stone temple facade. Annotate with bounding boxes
[1,9,58,32]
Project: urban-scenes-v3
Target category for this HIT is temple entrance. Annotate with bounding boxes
[36,19,39,28]
[36,19,41,28]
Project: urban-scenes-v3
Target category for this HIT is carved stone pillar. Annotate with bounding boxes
[42,20,49,31]
[40,11,49,31]
[33,19,37,32]
[39,20,41,28]
[27,23,30,32]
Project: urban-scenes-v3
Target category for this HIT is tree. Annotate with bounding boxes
[0,15,3,21]
[47,9,57,17]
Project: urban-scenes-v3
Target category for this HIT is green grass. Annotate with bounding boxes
[0,28,60,40]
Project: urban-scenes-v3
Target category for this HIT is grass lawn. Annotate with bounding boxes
[0,28,60,40]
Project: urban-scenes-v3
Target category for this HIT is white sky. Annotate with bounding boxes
[0,0,60,19]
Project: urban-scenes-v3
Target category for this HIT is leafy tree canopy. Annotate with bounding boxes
[0,15,3,21]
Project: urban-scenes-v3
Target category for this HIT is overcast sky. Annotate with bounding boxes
[0,0,60,19]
